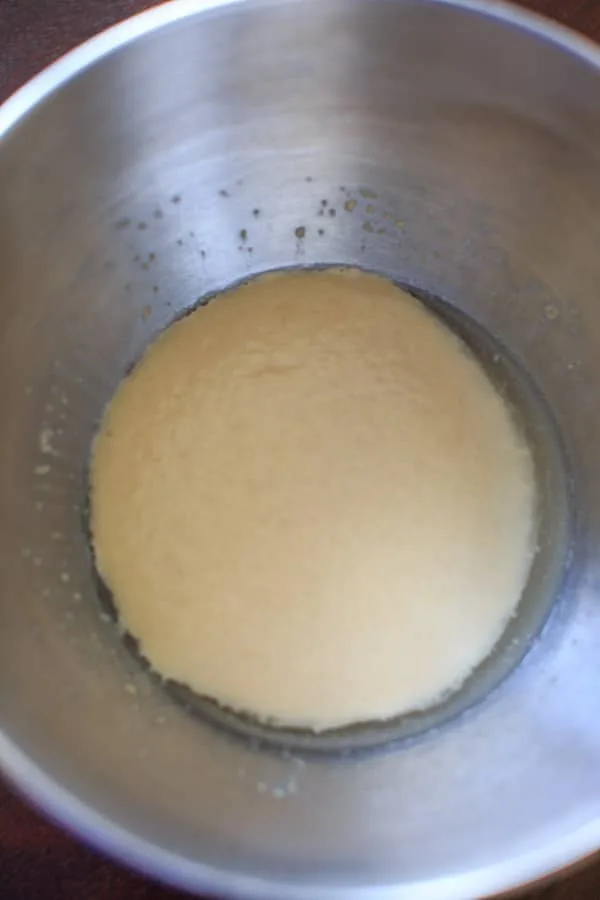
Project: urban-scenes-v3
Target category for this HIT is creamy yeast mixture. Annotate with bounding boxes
[90,268,536,731]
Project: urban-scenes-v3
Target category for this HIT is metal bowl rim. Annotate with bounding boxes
[2,1,600,897]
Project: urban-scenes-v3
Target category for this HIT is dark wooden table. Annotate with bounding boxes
[1,0,599,897]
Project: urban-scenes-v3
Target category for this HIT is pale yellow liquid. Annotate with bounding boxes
[91,268,536,731]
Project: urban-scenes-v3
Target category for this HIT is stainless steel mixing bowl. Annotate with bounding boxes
[1,0,600,897]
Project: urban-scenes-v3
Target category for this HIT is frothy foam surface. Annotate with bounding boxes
[91,268,536,731]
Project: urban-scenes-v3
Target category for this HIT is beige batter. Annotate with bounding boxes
[90,268,536,731]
